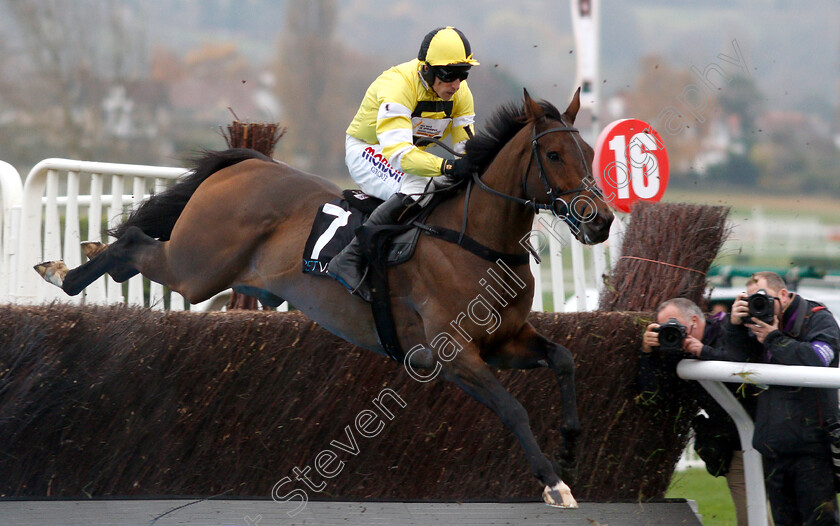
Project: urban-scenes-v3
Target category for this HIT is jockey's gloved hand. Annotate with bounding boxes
[441,157,476,182]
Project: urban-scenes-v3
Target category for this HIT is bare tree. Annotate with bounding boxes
[0,0,147,164]
[626,54,719,176]
[275,0,347,177]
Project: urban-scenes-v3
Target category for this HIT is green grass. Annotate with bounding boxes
[666,468,736,525]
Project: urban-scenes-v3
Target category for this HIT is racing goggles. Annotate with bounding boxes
[434,65,470,82]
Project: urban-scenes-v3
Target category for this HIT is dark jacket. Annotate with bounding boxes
[638,312,754,476]
[717,294,840,457]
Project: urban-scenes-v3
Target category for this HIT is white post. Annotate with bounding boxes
[530,250,543,312]
[127,176,146,306]
[63,171,81,270]
[570,240,587,311]
[607,214,626,270]
[696,378,767,526]
[148,178,167,310]
[86,173,107,304]
[170,291,186,311]
[548,217,566,312]
[42,170,65,303]
[0,160,23,302]
[572,0,600,313]
[107,175,124,305]
[18,165,48,303]
[62,171,82,306]
[43,171,61,262]
[571,0,600,143]
[4,206,20,301]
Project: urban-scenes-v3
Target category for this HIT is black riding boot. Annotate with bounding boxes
[327,192,413,301]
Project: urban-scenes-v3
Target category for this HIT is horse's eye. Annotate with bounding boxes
[547,151,562,162]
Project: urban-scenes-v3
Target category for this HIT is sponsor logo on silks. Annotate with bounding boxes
[303,258,330,274]
[811,340,835,366]
[362,146,404,182]
[412,117,450,139]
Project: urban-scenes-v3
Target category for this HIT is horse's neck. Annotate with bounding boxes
[462,157,535,253]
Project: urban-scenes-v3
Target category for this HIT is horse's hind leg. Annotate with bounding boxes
[105,226,180,288]
[52,226,172,296]
[442,350,577,508]
[82,241,139,282]
[35,246,124,296]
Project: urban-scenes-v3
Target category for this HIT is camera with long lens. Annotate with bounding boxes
[746,288,775,324]
[656,318,688,354]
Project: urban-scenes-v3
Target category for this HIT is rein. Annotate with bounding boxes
[415,117,596,265]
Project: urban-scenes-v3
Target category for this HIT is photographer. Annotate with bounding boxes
[694,271,840,526]
[639,298,758,526]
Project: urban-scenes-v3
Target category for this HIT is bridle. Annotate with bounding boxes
[417,115,604,249]
[471,117,599,232]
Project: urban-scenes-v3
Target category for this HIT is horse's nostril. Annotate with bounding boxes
[596,212,614,228]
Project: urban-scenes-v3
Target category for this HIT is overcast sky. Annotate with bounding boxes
[136,0,838,115]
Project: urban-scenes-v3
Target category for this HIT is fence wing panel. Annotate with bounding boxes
[16,159,186,308]
[0,160,23,302]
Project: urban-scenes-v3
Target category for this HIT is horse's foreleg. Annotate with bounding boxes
[442,351,577,508]
[542,341,580,475]
[485,324,580,478]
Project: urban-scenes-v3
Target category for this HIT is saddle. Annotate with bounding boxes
[301,190,431,363]
[301,186,531,363]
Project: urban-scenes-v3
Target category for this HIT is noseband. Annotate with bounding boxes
[472,118,598,232]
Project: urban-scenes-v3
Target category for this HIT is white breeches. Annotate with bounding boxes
[345,135,435,201]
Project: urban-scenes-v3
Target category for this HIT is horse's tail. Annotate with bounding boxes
[109,148,273,240]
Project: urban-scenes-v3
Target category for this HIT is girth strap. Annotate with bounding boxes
[415,223,531,267]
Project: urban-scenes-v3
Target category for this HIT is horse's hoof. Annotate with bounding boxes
[81,241,108,260]
[34,261,69,288]
[543,481,578,508]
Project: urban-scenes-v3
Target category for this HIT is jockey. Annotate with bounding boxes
[329,26,479,300]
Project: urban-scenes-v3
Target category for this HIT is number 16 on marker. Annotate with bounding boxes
[593,119,669,213]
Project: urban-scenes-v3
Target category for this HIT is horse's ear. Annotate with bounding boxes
[523,88,545,122]
[562,87,582,124]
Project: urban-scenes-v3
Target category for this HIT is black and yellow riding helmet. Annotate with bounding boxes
[418,26,479,87]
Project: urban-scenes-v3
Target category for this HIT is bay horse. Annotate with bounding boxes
[35,88,613,507]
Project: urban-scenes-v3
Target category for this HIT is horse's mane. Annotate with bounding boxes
[464,99,563,173]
